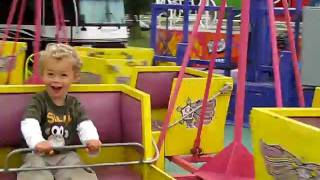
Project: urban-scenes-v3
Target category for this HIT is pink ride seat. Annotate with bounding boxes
[0,92,144,180]
[95,166,142,180]
[135,71,199,109]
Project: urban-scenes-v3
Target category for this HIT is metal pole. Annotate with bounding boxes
[294,0,302,54]
[224,8,235,76]
[182,0,190,43]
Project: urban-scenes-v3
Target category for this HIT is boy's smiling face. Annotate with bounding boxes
[42,57,79,105]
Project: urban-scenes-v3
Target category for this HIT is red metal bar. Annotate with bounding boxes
[5,0,27,85]
[192,0,228,156]
[25,0,43,84]
[57,0,68,43]
[234,0,251,143]
[52,0,61,42]
[179,154,216,163]
[11,0,27,54]
[0,0,19,56]
[281,0,305,107]
[33,0,42,78]
[156,0,208,155]
[174,174,201,180]
[194,0,255,178]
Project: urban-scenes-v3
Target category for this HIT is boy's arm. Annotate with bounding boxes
[77,120,99,144]
[21,118,46,148]
[74,98,100,152]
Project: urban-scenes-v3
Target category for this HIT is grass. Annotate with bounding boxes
[127,26,151,48]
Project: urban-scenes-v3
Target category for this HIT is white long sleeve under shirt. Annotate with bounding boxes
[21,118,99,149]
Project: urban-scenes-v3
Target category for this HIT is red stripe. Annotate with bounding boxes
[234,0,251,142]
[52,0,61,43]
[6,0,27,84]
[11,0,27,54]
[282,0,305,107]
[156,0,208,153]
[0,0,19,56]
[192,0,228,152]
[57,0,68,43]
[32,0,42,80]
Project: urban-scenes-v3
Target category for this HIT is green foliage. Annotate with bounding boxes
[124,0,153,15]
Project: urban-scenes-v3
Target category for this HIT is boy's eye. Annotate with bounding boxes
[47,72,54,76]
[61,74,68,77]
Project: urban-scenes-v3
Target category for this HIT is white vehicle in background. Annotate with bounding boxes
[0,0,128,54]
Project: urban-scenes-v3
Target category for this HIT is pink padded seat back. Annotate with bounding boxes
[136,72,178,108]
[0,172,15,180]
[121,94,142,143]
[0,92,142,147]
[71,93,122,143]
[0,93,32,147]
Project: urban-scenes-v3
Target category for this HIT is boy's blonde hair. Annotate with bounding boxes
[39,43,82,74]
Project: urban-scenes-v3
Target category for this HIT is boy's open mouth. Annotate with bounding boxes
[51,86,63,93]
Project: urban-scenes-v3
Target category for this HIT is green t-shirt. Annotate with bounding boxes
[23,91,88,147]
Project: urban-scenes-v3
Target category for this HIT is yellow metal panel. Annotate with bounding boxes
[77,147,128,164]
[131,164,174,180]
[166,77,232,156]
[312,87,320,107]
[105,59,152,84]
[156,61,177,66]
[75,46,154,61]
[79,56,109,84]
[130,66,181,88]
[0,41,27,84]
[80,57,153,84]
[129,66,233,156]
[129,66,208,87]
[151,109,167,124]
[251,108,320,179]
[1,148,173,179]
[132,66,181,72]
[152,131,165,170]
[144,165,175,179]
[25,47,154,84]
[0,84,148,101]
[140,92,153,160]
[0,148,22,168]
[129,67,140,87]
[130,66,210,78]
[76,46,154,84]
[0,84,123,93]
[185,68,208,77]
[258,107,320,117]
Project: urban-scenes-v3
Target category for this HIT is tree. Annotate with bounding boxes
[124,0,153,21]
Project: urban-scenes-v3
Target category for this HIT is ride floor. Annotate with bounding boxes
[165,125,252,175]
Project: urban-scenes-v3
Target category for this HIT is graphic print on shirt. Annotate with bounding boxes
[45,112,72,147]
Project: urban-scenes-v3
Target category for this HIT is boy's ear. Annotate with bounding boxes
[74,72,81,83]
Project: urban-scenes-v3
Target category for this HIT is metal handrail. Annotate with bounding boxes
[72,0,79,32]
[1,140,159,173]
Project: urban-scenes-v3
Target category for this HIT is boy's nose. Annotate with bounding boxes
[52,76,62,82]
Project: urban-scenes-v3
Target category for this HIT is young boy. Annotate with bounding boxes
[18,43,101,180]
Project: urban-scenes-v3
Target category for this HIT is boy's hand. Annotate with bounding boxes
[85,140,101,154]
[35,141,54,155]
